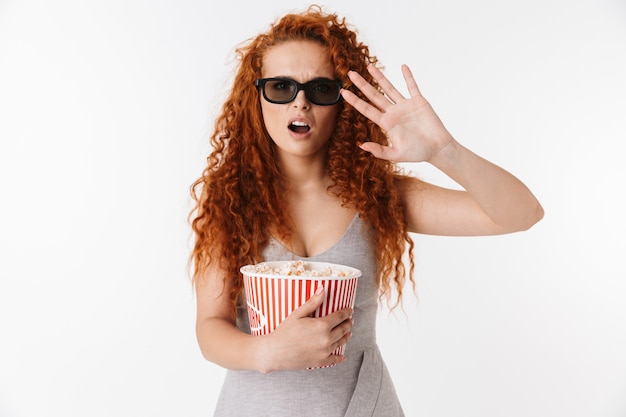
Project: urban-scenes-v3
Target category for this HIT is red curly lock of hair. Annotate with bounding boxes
[190,5,415,308]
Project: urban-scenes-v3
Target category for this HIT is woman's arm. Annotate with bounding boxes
[195,261,353,373]
[341,64,543,236]
[395,147,544,236]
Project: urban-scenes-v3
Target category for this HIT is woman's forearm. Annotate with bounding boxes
[196,317,272,373]
[429,139,544,231]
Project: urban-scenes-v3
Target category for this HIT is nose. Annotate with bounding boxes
[292,89,310,109]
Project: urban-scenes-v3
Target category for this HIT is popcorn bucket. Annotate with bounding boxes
[240,260,360,356]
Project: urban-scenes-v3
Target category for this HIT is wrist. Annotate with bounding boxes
[253,334,278,374]
[428,137,460,169]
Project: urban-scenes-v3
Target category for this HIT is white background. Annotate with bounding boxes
[1,0,625,416]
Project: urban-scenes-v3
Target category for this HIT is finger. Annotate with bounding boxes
[329,319,352,345]
[321,306,353,329]
[291,286,325,318]
[315,354,347,368]
[341,88,383,126]
[401,64,422,99]
[359,142,400,162]
[367,64,406,104]
[347,70,391,110]
[330,330,352,352]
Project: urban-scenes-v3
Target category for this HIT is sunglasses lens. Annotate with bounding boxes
[259,79,341,105]
[264,80,297,103]
[307,81,341,105]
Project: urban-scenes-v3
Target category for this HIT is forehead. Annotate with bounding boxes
[261,40,335,80]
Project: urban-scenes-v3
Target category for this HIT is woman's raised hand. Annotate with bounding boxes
[258,287,353,372]
[341,64,454,163]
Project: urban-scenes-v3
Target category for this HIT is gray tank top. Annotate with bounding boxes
[213,215,405,417]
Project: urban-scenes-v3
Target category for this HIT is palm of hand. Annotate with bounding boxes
[342,64,453,163]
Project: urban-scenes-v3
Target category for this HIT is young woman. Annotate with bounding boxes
[189,5,543,416]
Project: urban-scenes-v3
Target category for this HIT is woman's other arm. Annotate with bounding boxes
[195,261,353,373]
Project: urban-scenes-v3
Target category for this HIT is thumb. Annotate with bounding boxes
[359,142,396,161]
[291,285,325,318]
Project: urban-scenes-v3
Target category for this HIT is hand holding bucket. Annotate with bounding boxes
[240,261,360,367]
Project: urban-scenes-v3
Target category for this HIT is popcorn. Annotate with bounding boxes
[241,260,349,277]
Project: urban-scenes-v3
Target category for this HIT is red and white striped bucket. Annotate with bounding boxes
[240,261,360,356]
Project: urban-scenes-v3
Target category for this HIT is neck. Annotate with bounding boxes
[278,153,329,192]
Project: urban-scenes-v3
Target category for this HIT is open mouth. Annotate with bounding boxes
[288,121,310,134]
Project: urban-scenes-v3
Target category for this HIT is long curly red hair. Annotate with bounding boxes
[190,5,414,307]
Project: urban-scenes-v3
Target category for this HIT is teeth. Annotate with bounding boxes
[291,121,309,127]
